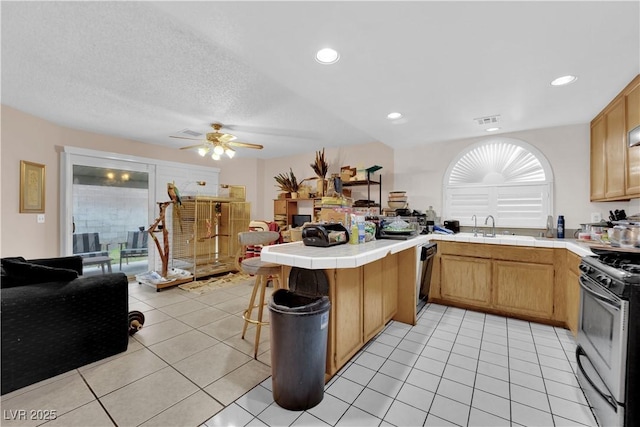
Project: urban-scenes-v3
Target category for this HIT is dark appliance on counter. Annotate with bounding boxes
[576,248,640,427]
[302,223,349,247]
[417,242,437,313]
[443,220,460,233]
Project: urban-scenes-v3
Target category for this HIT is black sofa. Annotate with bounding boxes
[1,256,129,395]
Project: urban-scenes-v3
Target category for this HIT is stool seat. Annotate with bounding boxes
[240,258,281,276]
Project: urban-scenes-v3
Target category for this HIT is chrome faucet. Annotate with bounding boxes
[471,215,478,236]
[484,215,495,237]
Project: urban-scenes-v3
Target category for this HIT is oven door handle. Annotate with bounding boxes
[579,276,620,311]
[575,345,619,410]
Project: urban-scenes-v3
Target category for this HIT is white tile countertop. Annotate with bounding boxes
[260,233,595,269]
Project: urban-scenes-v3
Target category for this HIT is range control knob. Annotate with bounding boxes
[579,264,592,274]
[595,274,612,287]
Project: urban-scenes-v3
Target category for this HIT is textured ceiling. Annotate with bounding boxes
[2,1,639,159]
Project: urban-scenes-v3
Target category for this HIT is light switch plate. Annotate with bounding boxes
[591,212,602,223]
[37,214,45,223]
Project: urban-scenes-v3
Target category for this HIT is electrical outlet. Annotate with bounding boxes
[591,212,602,223]
[37,214,45,223]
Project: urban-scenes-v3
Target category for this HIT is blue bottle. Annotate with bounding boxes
[557,215,565,239]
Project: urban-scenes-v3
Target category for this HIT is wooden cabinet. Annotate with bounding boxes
[433,242,557,323]
[273,198,321,229]
[440,255,492,306]
[382,253,399,323]
[590,116,607,200]
[591,74,640,201]
[626,78,640,196]
[493,260,554,319]
[363,260,384,342]
[330,268,363,370]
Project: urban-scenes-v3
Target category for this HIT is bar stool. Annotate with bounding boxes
[236,231,282,359]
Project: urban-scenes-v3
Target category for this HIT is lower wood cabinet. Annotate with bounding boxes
[382,253,399,323]
[565,252,582,336]
[440,255,491,306]
[330,267,363,370]
[433,242,560,324]
[493,260,554,319]
[363,260,384,342]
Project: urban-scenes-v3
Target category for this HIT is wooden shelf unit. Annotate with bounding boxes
[172,196,250,279]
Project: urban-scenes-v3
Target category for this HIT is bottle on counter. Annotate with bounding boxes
[557,215,565,239]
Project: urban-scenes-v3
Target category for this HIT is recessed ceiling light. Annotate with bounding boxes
[485,127,501,132]
[387,112,403,120]
[316,48,340,64]
[551,75,577,86]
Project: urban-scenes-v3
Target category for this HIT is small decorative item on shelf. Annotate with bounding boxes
[274,168,299,198]
[311,148,329,196]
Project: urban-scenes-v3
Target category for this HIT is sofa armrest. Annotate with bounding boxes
[29,256,83,276]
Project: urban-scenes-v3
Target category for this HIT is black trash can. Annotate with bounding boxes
[269,288,331,411]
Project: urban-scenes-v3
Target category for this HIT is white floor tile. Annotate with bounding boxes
[511,401,554,427]
[256,401,303,426]
[443,363,476,387]
[325,377,365,404]
[306,393,349,425]
[397,337,425,354]
[405,368,442,393]
[367,372,403,398]
[509,357,542,377]
[395,382,435,411]
[235,384,273,416]
[436,378,474,406]
[364,341,394,358]
[474,373,510,399]
[414,355,446,377]
[335,406,382,427]
[423,339,454,356]
[468,407,510,427]
[548,395,599,426]
[378,359,412,381]
[446,352,478,372]
[428,394,471,426]
[471,388,511,420]
[388,347,420,367]
[353,350,386,371]
[509,369,547,393]
[424,413,460,426]
[204,403,253,427]
[352,388,393,419]
[510,383,551,412]
[340,363,376,386]
[291,412,330,426]
[383,399,428,427]
[476,360,509,382]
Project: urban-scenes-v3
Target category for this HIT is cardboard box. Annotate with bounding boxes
[319,207,352,227]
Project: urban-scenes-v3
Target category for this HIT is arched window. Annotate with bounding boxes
[443,137,553,228]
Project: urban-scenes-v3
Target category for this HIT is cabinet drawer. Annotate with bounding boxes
[439,242,491,258]
[491,246,554,264]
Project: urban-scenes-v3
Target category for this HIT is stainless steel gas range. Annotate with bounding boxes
[577,249,640,427]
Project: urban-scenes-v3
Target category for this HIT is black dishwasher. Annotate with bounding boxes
[417,242,437,312]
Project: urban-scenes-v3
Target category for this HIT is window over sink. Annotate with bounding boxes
[443,137,553,229]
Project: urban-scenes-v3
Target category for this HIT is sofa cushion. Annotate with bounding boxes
[1,259,78,288]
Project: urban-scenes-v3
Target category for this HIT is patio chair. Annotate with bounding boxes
[72,232,109,259]
[119,231,148,270]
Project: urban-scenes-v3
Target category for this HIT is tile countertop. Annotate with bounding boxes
[260,233,595,270]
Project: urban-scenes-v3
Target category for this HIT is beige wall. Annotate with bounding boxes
[394,124,640,230]
[0,105,260,258]
[3,105,637,259]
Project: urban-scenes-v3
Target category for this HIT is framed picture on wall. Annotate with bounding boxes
[20,160,45,213]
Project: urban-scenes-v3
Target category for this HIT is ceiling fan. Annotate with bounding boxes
[170,123,263,160]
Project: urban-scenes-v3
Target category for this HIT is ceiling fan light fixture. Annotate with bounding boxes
[211,152,221,161]
[225,148,236,158]
[316,48,340,64]
[197,147,209,157]
[213,145,224,155]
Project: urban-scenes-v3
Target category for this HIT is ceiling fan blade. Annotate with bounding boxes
[227,141,264,149]
[170,135,203,141]
[179,144,208,150]
[218,133,237,143]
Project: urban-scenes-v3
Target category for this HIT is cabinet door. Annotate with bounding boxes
[605,98,627,199]
[493,260,555,319]
[363,260,384,342]
[626,81,640,196]
[590,116,606,201]
[566,267,580,337]
[440,255,491,307]
[382,253,399,323]
[332,268,363,370]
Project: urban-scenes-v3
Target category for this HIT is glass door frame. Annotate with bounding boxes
[60,147,157,266]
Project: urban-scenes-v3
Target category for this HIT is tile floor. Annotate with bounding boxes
[0,279,599,427]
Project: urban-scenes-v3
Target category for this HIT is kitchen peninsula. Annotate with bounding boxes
[261,233,596,379]
[261,236,429,378]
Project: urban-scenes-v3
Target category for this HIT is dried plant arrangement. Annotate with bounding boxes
[310,148,329,179]
[274,168,300,193]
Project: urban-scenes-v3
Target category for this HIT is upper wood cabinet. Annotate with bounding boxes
[591,74,640,201]
[626,78,640,196]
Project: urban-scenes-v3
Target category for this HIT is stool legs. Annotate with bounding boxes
[241,274,281,359]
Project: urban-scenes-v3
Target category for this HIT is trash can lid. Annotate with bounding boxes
[288,268,329,297]
[269,289,330,314]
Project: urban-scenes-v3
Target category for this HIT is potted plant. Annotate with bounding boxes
[310,148,329,196]
[274,168,300,198]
